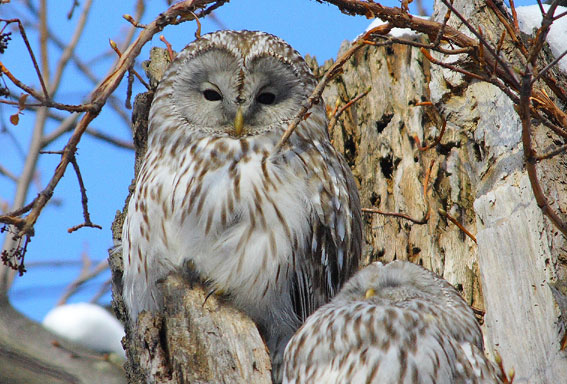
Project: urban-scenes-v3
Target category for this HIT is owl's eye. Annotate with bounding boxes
[203,89,222,101]
[257,92,276,105]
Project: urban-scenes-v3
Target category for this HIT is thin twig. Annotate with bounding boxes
[66,0,80,19]
[160,35,175,61]
[322,0,519,87]
[0,63,99,112]
[67,155,102,233]
[328,88,371,131]
[532,48,567,83]
[40,112,134,150]
[528,1,559,66]
[85,127,135,150]
[419,48,520,104]
[123,14,147,29]
[2,0,227,242]
[90,278,112,303]
[508,0,521,36]
[0,18,49,98]
[439,0,520,90]
[51,0,93,96]
[535,143,567,161]
[274,39,371,153]
[57,253,108,305]
[486,0,529,58]
[0,165,18,182]
[109,39,150,90]
[415,120,447,151]
[438,208,477,243]
[362,207,429,224]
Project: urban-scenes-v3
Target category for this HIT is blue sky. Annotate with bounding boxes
[0,0,535,322]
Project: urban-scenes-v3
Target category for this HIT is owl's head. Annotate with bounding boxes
[151,30,318,138]
[334,260,463,305]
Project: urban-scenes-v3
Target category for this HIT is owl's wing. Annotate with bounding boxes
[290,141,362,322]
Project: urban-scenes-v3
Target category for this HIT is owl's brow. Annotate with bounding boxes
[236,68,246,100]
[245,52,303,81]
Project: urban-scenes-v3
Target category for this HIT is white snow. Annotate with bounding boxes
[515,4,567,73]
[364,18,421,38]
[42,302,125,357]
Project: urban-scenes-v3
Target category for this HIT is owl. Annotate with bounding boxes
[283,261,505,384]
[121,30,362,382]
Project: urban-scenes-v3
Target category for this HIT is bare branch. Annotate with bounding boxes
[519,67,567,237]
[67,154,102,233]
[0,18,49,99]
[5,0,228,243]
[438,208,477,243]
[328,88,371,131]
[0,63,99,112]
[362,207,429,225]
[50,0,93,96]
[0,164,18,182]
[533,48,567,83]
[67,0,80,19]
[58,251,108,305]
[535,143,567,161]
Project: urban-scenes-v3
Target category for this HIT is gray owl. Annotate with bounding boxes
[283,261,505,383]
[122,30,362,382]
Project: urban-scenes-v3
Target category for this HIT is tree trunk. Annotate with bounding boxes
[111,1,567,383]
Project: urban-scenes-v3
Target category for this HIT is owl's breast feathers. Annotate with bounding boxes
[125,127,361,326]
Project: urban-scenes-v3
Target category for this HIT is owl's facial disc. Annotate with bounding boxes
[171,48,308,138]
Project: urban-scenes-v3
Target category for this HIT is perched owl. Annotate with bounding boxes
[283,261,505,384]
[122,30,362,382]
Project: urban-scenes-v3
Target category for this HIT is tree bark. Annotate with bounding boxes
[321,0,567,382]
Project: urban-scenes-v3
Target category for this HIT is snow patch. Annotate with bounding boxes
[515,4,567,73]
[363,15,429,38]
[42,302,125,357]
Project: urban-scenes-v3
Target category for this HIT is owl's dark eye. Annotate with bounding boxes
[257,92,276,105]
[203,89,222,101]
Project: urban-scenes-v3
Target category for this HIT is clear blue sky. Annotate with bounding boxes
[0,0,535,322]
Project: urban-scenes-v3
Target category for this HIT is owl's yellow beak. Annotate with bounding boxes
[234,107,244,136]
[365,288,376,299]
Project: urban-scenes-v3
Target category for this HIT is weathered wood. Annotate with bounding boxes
[320,1,567,382]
